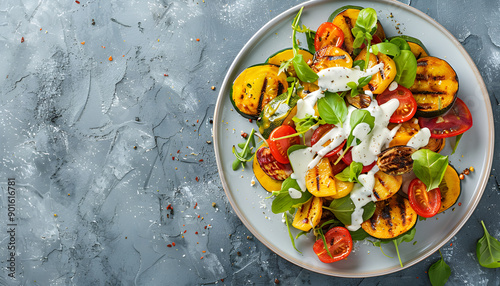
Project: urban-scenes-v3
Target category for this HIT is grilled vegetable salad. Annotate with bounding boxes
[230,6,472,266]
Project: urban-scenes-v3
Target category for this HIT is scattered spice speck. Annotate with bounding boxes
[196,38,200,42]
[212,202,217,208]
[211,86,216,90]
[21,37,24,43]
[195,177,199,182]
[108,56,113,61]
[172,242,176,246]
[194,202,198,209]
[167,244,172,248]
[81,41,85,45]
[53,214,57,217]
[75,0,80,3]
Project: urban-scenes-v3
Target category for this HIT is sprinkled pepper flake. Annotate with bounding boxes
[166,204,172,210]
[211,86,216,90]
[200,256,203,259]
[108,56,113,61]
[196,38,200,42]
[75,0,80,4]
[183,230,187,234]
[199,159,204,162]
[194,202,198,209]
[172,156,175,160]
[197,215,200,218]
[21,37,24,43]
[458,202,462,206]
[195,177,199,182]
[172,242,176,246]
[81,41,85,45]
[202,250,206,253]
[177,150,180,154]
[195,231,198,234]
[204,226,207,229]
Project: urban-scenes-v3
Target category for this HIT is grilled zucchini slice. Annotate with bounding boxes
[389,35,429,60]
[372,171,403,201]
[409,57,458,117]
[355,49,397,94]
[438,165,461,213]
[311,46,353,73]
[231,64,288,119]
[361,194,417,239]
[306,157,337,197]
[292,196,323,231]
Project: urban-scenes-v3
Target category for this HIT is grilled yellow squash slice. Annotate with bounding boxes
[372,171,403,201]
[292,196,323,231]
[355,50,397,94]
[306,157,337,197]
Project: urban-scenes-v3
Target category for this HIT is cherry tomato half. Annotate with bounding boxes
[408,178,441,218]
[310,124,346,157]
[268,125,300,164]
[418,98,473,139]
[314,22,344,51]
[377,85,417,123]
[313,226,353,263]
[341,148,376,173]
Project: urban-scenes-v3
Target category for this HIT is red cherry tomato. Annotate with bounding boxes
[314,22,344,51]
[341,148,376,173]
[418,98,473,138]
[408,178,441,218]
[313,226,353,263]
[377,85,417,123]
[268,125,300,164]
[327,154,348,176]
[310,124,346,157]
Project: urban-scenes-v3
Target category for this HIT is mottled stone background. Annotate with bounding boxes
[0,0,498,285]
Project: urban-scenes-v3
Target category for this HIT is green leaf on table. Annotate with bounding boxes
[411,149,449,192]
[428,250,451,286]
[476,220,500,268]
[317,91,347,126]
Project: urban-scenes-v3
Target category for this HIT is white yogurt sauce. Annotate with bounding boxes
[289,148,315,192]
[295,90,324,119]
[348,166,380,231]
[317,63,384,93]
[289,188,303,199]
[407,127,431,149]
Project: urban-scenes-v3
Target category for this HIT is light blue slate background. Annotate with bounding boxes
[0,0,498,285]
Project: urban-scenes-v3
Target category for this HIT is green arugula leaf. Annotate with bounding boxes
[271,177,312,214]
[291,8,318,83]
[352,60,366,70]
[429,250,451,286]
[285,210,301,253]
[451,134,463,155]
[231,129,256,170]
[317,227,333,259]
[292,115,326,134]
[323,195,376,226]
[305,29,316,54]
[411,149,449,192]
[317,91,348,126]
[393,50,417,88]
[476,220,500,268]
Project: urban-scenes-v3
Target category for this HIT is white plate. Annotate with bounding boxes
[214,0,493,277]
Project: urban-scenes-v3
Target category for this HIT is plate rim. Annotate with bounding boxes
[213,0,494,277]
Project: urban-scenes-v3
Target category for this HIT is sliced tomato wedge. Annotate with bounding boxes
[341,148,376,173]
[314,22,344,51]
[310,124,346,157]
[268,125,300,164]
[377,85,417,123]
[418,98,473,138]
[313,226,353,263]
[408,178,441,218]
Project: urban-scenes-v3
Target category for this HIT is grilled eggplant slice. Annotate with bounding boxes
[346,93,372,109]
[438,165,461,213]
[311,45,353,73]
[292,196,323,231]
[355,49,397,94]
[377,146,416,176]
[306,157,337,197]
[331,8,386,55]
[231,64,288,119]
[361,194,417,239]
[372,171,403,201]
[409,57,458,117]
[266,48,314,78]
[423,137,446,153]
[256,147,293,180]
[252,145,283,193]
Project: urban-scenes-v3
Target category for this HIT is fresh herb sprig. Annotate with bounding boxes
[335,161,363,185]
[231,128,256,170]
[346,75,373,97]
[280,7,318,83]
[371,228,416,267]
[323,195,376,226]
[351,8,378,70]
[317,91,348,126]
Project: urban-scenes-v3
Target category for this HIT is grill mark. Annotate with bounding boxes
[370,213,378,230]
[344,16,353,30]
[397,195,407,225]
[316,172,321,193]
[381,202,393,236]
[257,78,267,114]
[277,81,284,96]
[328,55,346,61]
[368,83,375,91]
[417,60,428,66]
[373,190,381,200]
[413,90,446,95]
